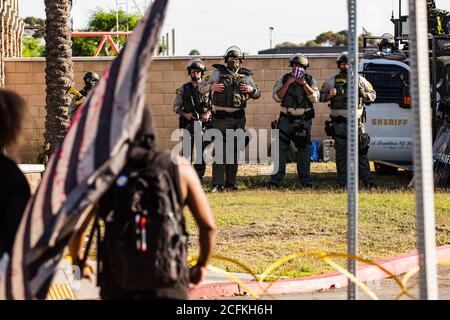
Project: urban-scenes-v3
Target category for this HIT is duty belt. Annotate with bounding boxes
[330,115,362,125]
[279,112,305,121]
[213,109,245,119]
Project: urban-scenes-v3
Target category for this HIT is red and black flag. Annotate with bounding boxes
[1,0,169,299]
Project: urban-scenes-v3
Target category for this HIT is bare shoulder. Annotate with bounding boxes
[176,155,195,179]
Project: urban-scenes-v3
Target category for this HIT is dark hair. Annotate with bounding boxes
[0,89,27,149]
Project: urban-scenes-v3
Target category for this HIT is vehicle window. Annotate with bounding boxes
[363,63,409,105]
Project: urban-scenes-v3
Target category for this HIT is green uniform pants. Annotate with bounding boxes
[181,121,207,179]
[271,116,312,186]
[332,121,374,186]
[211,115,246,187]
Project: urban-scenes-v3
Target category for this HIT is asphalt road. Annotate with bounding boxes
[215,266,450,300]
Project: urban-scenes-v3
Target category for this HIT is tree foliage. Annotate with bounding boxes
[72,9,141,56]
[275,30,378,48]
[22,36,45,57]
[189,49,201,55]
[274,41,298,48]
[23,16,46,39]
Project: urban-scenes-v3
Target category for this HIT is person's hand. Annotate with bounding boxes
[81,260,96,283]
[286,76,296,85]
[189,264,207,289]
[184,113,196,121]
[240,84,254,94]
[200,112,210,122]
[210,83,224,92]
[329,88,337,97]
[72,255,96,283]
[296,77,306,86]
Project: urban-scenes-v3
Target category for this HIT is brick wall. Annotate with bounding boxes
[4,55,338,162]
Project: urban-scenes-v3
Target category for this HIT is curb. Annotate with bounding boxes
[189,245,450,299]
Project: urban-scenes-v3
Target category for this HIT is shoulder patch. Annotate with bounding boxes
[204,75,211,83]
[238,67,253,76]
[212,64,228,73]
[175,87,181,95]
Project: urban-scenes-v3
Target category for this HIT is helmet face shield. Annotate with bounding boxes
[379,33,395,50]
[84,71,100,81]
[83,71,100,90]
[187,58,206,75]
[224,46,244,62]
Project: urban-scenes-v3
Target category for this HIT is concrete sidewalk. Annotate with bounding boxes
[73,271,259,300]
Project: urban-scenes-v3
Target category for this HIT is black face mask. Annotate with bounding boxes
[227,59,240,71]
[191,76,201,81]
[84,79,97,92]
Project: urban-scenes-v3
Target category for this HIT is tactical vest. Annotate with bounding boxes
[211,64,249,109]
[181,83,207,114]
[428,15,444,35]
[428,7,446,35]
[330,73,363,110]
[280,73,313,109]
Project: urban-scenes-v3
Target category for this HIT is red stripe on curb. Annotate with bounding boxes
[189,245,450,299]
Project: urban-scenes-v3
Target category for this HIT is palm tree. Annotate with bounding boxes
[44,0,74,155]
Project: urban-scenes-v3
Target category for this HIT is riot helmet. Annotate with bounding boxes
[187,58,206,81]
[223,46,244,63]
[379,33,395,53]
[83,71,100,91]
[187,58,206,74]
[336,51,348,67]
[289,53,309,68]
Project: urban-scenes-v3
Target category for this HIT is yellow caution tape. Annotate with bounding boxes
[190,251,419,300]
[395,260,450,300]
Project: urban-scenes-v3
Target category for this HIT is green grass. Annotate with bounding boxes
[185,163,450,278]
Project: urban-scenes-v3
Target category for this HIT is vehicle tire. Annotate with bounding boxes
[374,163,399,175]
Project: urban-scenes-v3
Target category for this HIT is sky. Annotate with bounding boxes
[18,0,450,56]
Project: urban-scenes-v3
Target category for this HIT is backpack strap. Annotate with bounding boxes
[80,216,98,266]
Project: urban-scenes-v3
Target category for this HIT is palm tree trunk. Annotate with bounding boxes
[44,0,73,153]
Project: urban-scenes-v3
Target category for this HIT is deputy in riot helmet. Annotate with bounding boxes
[81,71,100,97]
[199,46,261,192]
[379,33,395,55]
[269,53,320,189]
[68,71,100,121]
[363,33,406,60]
[320,51,377,188]
[173,58,211,181]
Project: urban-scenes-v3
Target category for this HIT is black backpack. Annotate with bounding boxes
[95,150,189,291]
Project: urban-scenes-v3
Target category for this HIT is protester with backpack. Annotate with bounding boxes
[71,106,217,300]
[0,90,31,282]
